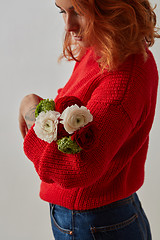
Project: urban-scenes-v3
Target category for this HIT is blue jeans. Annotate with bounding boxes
[49,193,152,240]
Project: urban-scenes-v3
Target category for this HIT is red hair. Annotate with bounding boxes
[60,0,160,71]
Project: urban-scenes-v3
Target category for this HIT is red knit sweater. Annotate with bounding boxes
[24,48,158,210]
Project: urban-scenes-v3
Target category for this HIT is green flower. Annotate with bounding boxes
[35,99,55,118]
[57,136,82,154]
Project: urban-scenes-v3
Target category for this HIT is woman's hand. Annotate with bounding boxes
[19,94,43,138]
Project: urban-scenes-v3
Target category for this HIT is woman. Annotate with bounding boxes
[19,0,159,239]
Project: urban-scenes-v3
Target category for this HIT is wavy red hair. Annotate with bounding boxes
[60,0,160,71]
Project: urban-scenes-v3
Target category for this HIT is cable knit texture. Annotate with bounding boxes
[24,48,158,210]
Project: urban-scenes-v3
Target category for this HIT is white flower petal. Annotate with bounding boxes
[34,110,60,143]
[60,104,93,134]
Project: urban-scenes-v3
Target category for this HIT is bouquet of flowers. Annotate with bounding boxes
[33,96,98,154]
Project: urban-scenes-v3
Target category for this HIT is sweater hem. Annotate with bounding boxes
[39,182,144,211]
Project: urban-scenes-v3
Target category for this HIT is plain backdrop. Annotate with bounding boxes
[0,0,159,239]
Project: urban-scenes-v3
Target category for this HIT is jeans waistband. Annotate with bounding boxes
[75,194,135,213]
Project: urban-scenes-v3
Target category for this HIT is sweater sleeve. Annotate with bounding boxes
[24,71,147,189]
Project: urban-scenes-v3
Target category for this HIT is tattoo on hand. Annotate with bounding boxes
[25,106,37,130]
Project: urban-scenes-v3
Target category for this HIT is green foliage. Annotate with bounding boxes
[35,99,55,118]
[57,136,82,154]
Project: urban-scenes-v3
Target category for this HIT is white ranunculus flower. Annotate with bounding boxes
[60,104,93,134]
[34,110,60,143]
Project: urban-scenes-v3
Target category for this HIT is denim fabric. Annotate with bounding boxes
[49,193,152,240]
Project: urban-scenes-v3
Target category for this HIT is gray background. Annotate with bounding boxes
[0,0,159,239]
